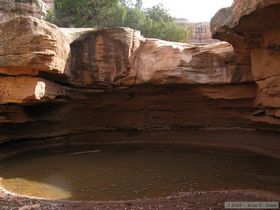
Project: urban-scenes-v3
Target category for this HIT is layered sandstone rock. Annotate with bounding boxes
[0,0,49,22]
[68,30,252,86]
[131,40,252,84]
[1,15,279,157]
[68,27,144,85]
[1,16,253,85]
[0,16,254,104]
[0,16,69,75]
[211,0,280,125]
[0,77,65,104]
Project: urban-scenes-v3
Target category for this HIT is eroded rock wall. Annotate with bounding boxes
[0,16,261,145]
[211,0,280,127]
[0,0,49,22]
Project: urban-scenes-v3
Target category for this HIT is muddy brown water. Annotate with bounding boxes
[0,146,280,201]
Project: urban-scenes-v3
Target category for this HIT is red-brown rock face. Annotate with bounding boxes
[0,17,69,75]
[0,0,49,23]
[68,27,143,85]
[0,15,279,158]
[131,40,252,84]
[211,0,280,126]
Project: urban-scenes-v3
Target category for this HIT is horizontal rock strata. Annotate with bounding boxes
[0,15,279,157]
[0,0,49,23]
[211,0,280,128]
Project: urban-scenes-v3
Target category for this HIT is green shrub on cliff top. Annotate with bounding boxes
[45,0,189,42]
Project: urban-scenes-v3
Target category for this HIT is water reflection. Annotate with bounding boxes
[0,147,280,200]
[0,178,72,200]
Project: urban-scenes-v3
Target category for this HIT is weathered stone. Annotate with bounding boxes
[0,17,253,88]
[131,40,252,84]
[211,0,280,126]
[0,76,65,104]
[0,84,257,144]
[211,0,280,37]
[0,16,69,75]
[69,34,252,86]
[0,0,49,23]
[68,27,144,85]
[0,15,279,157]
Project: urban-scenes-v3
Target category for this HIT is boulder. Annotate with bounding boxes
[68,31,252,86]
[0,16,69,75]
[131,40,252,84]
[68,27,144,85]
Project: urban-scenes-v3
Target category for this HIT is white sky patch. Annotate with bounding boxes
[142,0,233,22]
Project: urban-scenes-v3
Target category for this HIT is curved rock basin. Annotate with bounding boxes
[0,146,280,201]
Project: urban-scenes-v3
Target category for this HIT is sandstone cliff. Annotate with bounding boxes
[0,0,50,22]
[0,16,255,103]
[0,10,280,158]
[211,0,280,127]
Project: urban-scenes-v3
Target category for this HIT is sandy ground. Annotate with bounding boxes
[0,190,279,210]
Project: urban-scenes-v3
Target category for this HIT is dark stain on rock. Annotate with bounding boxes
[70,40,84,83]
[102,32,114,82]
[113,39,123,80]
[70,28,132,85]
[87,33,99,83]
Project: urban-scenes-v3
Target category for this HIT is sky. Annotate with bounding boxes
[142,0,233,22]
